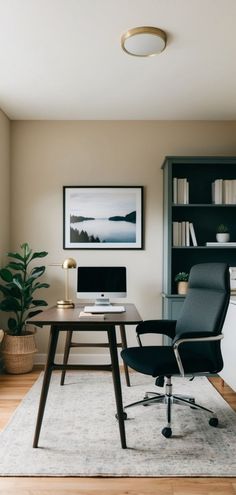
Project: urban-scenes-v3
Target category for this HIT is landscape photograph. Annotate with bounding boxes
[63,186,143,249]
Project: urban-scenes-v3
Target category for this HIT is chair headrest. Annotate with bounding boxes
[188,263,230,292]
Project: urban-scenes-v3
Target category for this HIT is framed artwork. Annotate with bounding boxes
[63,186,143,249]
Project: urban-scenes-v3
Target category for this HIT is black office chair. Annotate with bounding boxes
[121,263,230,438]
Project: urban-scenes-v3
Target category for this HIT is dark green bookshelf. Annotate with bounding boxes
[162,156,236,322]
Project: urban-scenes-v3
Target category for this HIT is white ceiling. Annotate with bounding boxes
[0,0,236,120]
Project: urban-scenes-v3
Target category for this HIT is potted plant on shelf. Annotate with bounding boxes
[175,272,189,295]
[216,224,230,243]
[0,243,49,374]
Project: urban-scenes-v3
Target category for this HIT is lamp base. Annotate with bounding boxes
[57,300,75,309]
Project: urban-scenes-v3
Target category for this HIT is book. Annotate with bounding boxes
[213,179,223,204]
[172,222,179,246]
[233,180,236,204]
[206,242,236,246]
[181,221,186,246]
[177,178,189,204]
[230,267,236,291]
[189,223,197,246]
[173,178,177,204]
[185,221,190,246]
[223,180,231,204]
[79,311,105,320]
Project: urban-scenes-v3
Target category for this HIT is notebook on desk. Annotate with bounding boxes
[83,305,125,314]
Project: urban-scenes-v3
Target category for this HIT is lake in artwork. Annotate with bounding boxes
[70,218,136,243]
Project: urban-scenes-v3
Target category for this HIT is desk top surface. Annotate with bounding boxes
[27,303,142,327]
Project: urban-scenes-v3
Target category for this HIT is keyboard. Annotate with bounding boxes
[84,305,125,313]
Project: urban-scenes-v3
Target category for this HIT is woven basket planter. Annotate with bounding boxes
[177,281,188,295]
[1,330,37,374]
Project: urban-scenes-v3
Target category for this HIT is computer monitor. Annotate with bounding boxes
[77,266,127,306]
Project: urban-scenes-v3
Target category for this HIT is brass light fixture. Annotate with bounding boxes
[51,258,77,309]
[121,26,167,57]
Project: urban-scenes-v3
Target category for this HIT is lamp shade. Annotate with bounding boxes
[62,258,77,270]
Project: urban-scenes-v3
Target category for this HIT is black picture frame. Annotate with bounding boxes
[63,186,143,249]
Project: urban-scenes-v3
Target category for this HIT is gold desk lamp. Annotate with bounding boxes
[51,258,77,309]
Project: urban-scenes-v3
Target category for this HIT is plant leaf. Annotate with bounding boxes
[8,318,18,332]
[32,282,50,290]
[0,298,21,311]
[0,285,13,296]
[0,285,21,298]
[31,299,48,307]
[0,268,13,282]
[31,251,48,260]
[28,309,43,318]
[12,277,24,291]
[30,266,46,279]
[7,252,24,262]
[7,261,25,271]
[31,283,50,293]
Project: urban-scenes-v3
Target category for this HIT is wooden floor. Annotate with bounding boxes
[0,368,236,495]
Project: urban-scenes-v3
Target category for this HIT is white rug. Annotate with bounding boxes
[1,371,236,477]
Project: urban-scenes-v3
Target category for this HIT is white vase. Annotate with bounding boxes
[216,233,230,243]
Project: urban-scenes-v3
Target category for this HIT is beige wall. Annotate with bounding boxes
[10,120,236,360]
[0,109,10,264]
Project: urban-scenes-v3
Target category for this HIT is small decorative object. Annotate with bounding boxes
[0,243,49,373]
[175,272,189,295]
[52,258,77,308]
[216,224,230,243]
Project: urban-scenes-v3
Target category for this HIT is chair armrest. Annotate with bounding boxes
[172,333,224,377]
[136,320,177,338]
[173,331,211,345]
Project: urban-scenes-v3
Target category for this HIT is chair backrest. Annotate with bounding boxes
[175,263,230,372]
[176,263,230,336]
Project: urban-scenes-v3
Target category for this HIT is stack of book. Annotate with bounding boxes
[172,221,197,246]
[230,267,236,293]
[173,178,189,204]
[212,179,236,204]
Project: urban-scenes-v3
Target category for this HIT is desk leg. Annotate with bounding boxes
[119,324,131,387]
[60,330,73,385]
[33,326,59,448]
[107,326,127,449]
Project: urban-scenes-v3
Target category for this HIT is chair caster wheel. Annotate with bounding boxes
[115,412,127,420]
[162,427,172,438]
[209,417,218,427]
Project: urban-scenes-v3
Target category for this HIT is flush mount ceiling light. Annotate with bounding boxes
[121,26,167,57]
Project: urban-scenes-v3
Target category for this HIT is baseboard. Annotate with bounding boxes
[35,352,114,366]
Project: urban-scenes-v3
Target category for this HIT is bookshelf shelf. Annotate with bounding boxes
[162,156,236,322]
[172,203,236,207]
[172,246,236,249]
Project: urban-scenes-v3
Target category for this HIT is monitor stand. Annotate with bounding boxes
[95,298,111,306]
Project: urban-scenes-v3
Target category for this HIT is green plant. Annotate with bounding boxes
[217,224,229,233]
[174,272,189,283]
[0,243,49,336]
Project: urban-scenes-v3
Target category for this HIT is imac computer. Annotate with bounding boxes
[77,266,126,312]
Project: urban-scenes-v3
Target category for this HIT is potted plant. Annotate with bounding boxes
[175,272,189,295]
[216,224,230,243]
[0,243,49,374]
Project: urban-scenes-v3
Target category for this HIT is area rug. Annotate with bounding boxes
[1,371,236,477]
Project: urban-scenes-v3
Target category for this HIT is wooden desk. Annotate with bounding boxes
[27,303,142,449]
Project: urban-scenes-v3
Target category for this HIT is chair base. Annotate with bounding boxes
[124,377,219,437]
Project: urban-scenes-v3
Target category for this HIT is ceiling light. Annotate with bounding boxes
[121,26,167,57]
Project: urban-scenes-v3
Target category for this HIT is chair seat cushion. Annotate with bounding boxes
[121,345,218,377]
